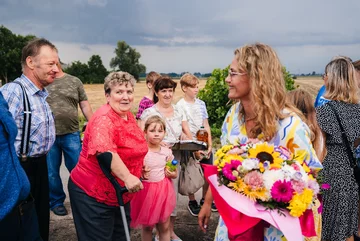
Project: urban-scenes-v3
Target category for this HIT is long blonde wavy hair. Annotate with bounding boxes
[234,43,300,139]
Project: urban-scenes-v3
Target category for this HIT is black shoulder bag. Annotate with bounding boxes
[328,102,360,186]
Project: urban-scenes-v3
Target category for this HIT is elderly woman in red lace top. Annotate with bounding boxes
[69,71,148,241]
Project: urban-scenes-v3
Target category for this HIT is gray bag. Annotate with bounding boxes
[178,151,205,196]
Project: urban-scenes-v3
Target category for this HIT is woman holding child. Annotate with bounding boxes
[198,43,323,241]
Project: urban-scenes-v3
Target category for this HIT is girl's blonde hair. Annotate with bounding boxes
[234,43,300,139]
[323,56,359,104]
[287,89,326,161]
[144,115,166,133]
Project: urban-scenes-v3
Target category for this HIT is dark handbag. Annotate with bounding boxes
[328,102,360,185]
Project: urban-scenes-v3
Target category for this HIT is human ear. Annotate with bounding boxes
[26,56,36,70]
[105,93,111,103]
[146,82,153,89]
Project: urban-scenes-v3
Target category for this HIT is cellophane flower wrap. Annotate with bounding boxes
[214,140,320,217]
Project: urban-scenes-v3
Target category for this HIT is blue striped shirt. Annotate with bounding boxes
[0,74,55,157]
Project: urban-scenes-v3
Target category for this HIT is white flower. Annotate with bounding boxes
[281,165,296,179]
[298,167,309,183]
[241,158,259,171]
[291,162,309,183]
[262,169,285,191]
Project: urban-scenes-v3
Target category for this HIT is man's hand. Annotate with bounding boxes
[123,174,143,193]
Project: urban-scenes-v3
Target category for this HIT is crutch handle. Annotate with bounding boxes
[96,152,128,206]
[96,152,143,204]
[96,152,133,241]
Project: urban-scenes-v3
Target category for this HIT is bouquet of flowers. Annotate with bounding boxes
[214,140,320,218]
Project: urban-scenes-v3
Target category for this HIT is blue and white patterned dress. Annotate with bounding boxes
[214,103,322,241]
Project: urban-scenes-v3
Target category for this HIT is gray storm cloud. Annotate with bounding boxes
[1,0,360,73]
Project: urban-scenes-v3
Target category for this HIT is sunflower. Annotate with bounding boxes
[248,142,284,166]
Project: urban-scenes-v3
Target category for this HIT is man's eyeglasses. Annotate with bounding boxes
[228,70,247,78]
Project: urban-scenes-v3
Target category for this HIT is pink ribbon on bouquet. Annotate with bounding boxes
[202,164,316,241]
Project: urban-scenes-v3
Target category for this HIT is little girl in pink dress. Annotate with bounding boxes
[131,115,177,241]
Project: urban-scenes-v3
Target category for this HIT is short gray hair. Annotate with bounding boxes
[21,38,58,71]
[104,71,136,94]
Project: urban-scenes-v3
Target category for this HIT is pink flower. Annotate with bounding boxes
[321,183,330,190]
[222,160,242,181]
[271,180,294,203]
[291,180,305,193]
[275,146,292,160]
[308,179,320,195]
[291,163,300,171]
[228,147,245,155]
[244,171,264,189]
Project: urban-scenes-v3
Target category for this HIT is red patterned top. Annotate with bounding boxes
[70,104,148,206]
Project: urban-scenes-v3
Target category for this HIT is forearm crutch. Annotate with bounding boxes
[97,152,131,241]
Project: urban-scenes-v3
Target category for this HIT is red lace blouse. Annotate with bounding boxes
[70,104,148,206]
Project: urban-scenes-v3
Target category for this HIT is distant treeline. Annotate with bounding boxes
[139,72,212,79]
[292,71,323,78]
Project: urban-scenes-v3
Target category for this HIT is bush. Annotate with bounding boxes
[198,67,230,131]
[198,66,296,139]
[283,67,296,91]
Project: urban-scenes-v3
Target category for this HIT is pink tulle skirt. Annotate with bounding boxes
[130,178,176,228]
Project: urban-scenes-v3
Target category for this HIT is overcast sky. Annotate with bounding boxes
[2,0,360,74]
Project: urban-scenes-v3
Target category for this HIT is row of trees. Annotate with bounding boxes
[0,26,147,85]
[0,26,35,84]
[64,55,108,84]
[157,72,212,78]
